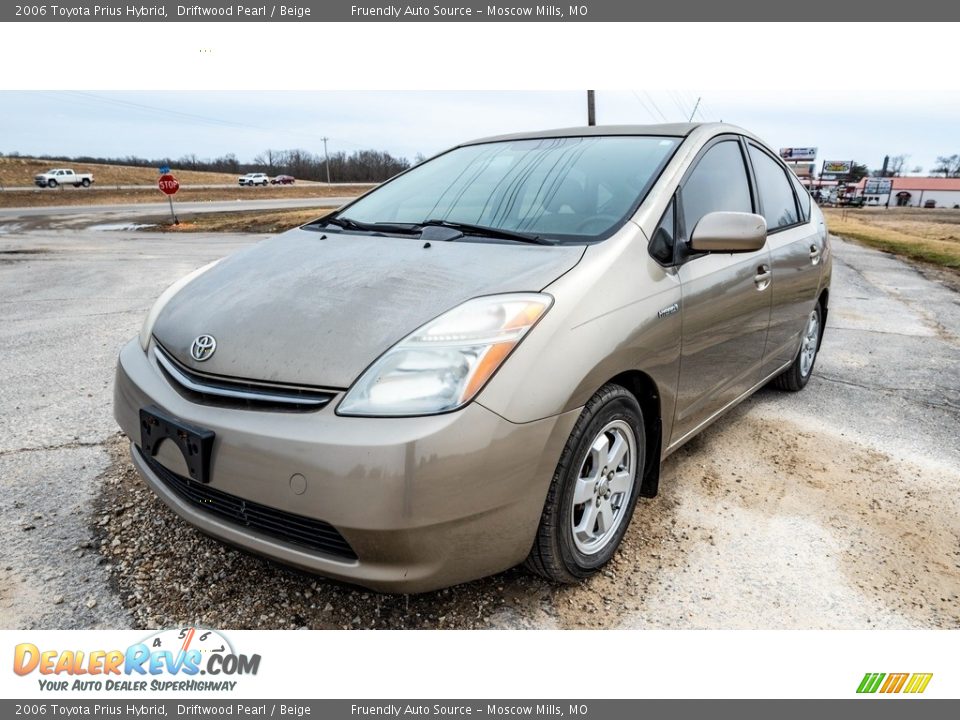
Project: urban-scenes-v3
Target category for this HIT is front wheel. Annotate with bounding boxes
[773,303,823,392]
[525,384,645,583]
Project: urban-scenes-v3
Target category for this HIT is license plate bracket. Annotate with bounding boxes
[139,405,215,484]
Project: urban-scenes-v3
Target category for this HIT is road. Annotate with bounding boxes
[0,197,356,223]
[0,224,957,629]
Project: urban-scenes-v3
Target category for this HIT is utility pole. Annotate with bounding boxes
[321,136,331,184]
[688,96,701,122]
[587,90,596,126]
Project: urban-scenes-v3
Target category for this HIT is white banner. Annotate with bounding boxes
[2,630,954,700]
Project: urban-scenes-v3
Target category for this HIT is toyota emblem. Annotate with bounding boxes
[190,334,217,362]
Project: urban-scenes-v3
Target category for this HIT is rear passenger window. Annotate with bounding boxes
[789,172,811,223]
[681,140,753,238]
[748,145,799,230]
[648,200,675,265]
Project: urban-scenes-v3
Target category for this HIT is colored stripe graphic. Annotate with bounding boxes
[880,673,909,693]
[857,672,932,694]
[904,673,933,694]
[857,673,885,694]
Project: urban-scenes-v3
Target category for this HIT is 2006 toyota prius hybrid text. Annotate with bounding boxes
[114,124,831,592]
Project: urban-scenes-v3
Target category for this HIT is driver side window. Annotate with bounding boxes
[680,140,753,240]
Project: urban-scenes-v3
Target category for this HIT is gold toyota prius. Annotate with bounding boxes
[114,123,831,592]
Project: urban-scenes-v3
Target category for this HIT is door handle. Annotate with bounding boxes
[809,244,821,265]
[754,264,771,290]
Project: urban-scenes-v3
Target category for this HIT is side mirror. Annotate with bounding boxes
[689,211,767,253]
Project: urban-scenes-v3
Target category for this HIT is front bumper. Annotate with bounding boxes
[113,339,578,592]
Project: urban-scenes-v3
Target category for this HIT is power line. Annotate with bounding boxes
[698,98,720,121]
[667,90,689,121]
[24,90,369,154]
[629,90,661,123]
[641,91,669,122]
[56,91,279,134]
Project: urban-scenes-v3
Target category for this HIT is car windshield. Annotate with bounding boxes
[335,135,680,243]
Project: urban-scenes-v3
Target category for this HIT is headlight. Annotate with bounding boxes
[338,293,552,416]
[138,259,222,350]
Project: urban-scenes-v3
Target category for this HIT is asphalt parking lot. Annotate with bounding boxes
[1,214,958,630]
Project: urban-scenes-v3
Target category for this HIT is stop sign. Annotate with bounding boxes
[158,173,179,195]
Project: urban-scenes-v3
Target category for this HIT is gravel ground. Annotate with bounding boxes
[94,397,960,630]
[2,219,959,630]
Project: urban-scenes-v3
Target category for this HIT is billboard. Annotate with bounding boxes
[864,178,893,195]
[823,160,853,175]
[792,164,815,177]
[780,147,818,162]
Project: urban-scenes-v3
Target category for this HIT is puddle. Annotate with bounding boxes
[87,223,155,232]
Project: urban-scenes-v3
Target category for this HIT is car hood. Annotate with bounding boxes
[152,227,585,389]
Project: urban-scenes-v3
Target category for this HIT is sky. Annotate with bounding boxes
[1,90,957,175]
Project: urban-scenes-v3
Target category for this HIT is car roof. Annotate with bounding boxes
[460,123,704,146]
[459,122,755,147]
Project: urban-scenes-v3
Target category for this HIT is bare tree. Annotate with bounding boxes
[932,154,960,177]
[888,154,907,176]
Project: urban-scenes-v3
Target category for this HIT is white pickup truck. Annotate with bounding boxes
[34,169,94,188]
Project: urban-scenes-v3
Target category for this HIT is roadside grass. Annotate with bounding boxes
[823,208,960,271]
[147,208,336,234]
[0,156,244,187]
[0,184,370,209]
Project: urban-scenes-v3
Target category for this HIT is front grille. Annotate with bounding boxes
[154,344,336,412]
[141,449,357,561]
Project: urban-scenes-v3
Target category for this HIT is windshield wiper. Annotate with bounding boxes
[317,216,420,235]
[420,219,553,245]
[314,215,554,245]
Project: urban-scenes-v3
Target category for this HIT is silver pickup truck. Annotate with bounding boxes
[34,168,94,188]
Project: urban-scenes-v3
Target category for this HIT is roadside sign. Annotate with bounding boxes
[823,160,853,175]
[158,173,180,225]
[864,178,893,195]
[159,165,171,175]
[780,147,817,162]
[158,173,180,195]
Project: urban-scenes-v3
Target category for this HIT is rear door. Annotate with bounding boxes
[670,137,773,445]
[745,143,823,377]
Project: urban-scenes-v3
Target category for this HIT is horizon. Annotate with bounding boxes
[1,90,957,177]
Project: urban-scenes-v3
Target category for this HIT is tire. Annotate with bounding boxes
[47,179,57,188]
[81,179,90,187]
[773,302,823,392]
[525,383,645,583]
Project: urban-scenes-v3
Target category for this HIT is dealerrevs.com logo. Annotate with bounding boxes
[13,628,261,693]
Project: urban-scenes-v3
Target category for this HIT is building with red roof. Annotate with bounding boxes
[855,176,960,208]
